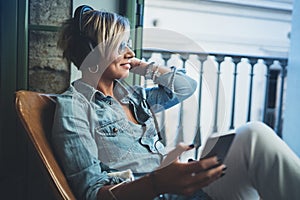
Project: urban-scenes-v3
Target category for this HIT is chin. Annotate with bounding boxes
[119,72,130,80]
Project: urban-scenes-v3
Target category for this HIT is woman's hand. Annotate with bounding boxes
[97,152,225,200]
[129,58,144,69]
[159,143,195,169]
[152,156,226,196]
[129,58,172,77]
[128,58,149,76]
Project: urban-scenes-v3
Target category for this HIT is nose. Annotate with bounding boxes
[124,46,135,58]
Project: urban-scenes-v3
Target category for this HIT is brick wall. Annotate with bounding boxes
[29,0,71,93]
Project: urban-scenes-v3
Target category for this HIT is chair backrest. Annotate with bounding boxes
[15,90,76,200]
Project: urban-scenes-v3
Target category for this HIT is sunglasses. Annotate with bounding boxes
[118,39,133,54]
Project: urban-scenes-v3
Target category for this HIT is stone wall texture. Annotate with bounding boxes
[29,0,71,93]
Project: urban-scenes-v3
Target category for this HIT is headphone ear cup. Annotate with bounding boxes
[80,40,101,70]
[89,38,98,50]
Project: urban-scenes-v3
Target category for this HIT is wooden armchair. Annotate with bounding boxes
[15,90,76,200]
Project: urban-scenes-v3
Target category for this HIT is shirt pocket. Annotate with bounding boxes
[94,119,138,144]
[94,120,137,163]
[95,120,121,137]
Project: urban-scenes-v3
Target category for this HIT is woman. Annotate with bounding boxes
[52,5,300,200]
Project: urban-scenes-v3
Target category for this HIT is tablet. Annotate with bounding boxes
[200,132,235,161]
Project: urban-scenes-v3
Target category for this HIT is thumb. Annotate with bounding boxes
[158,143,194,169]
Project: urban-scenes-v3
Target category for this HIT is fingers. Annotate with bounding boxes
[158,143,195,170]
[182,157,226,193]
[186,157,225,184]
[167,160,226,196]
[194,163,226,186]
[179,143,195,151]
[180,164,226,196]
[185,156,220,173]
[153,157,227,196]
[129,58,142,68]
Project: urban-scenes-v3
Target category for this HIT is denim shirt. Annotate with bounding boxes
[51,68,197,200]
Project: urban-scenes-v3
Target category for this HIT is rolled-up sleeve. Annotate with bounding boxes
[146,67,197,113]
[51,94,120,200]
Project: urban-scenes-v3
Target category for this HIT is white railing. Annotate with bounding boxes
[142,48,287,158]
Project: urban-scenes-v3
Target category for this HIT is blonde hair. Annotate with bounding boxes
[57,9,130,69]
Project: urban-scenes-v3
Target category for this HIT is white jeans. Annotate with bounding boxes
[203,121,300,200]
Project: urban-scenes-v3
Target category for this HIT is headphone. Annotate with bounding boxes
[74,5,97,51]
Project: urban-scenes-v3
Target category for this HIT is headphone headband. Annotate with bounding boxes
[74,5,94,35]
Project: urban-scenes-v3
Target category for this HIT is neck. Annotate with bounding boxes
[96,80,115,97]
[81,73,115,97]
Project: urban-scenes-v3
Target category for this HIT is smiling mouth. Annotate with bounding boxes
[120,63,131,69]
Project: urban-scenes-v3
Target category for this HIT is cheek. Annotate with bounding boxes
[106,52,121,64]
[113,55,122,63]
[109,48,120,60]
[105,60,119,74]
[108,56,122,69]
[101,65,114,79]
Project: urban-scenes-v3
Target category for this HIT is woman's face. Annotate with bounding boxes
[101,37,135,81]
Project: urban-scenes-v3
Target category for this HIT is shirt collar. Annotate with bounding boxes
[113,80,130,103]
[72,79,131,102]
[73,79,99,102]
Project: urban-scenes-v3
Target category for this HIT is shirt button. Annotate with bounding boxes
[113,127,118,133]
